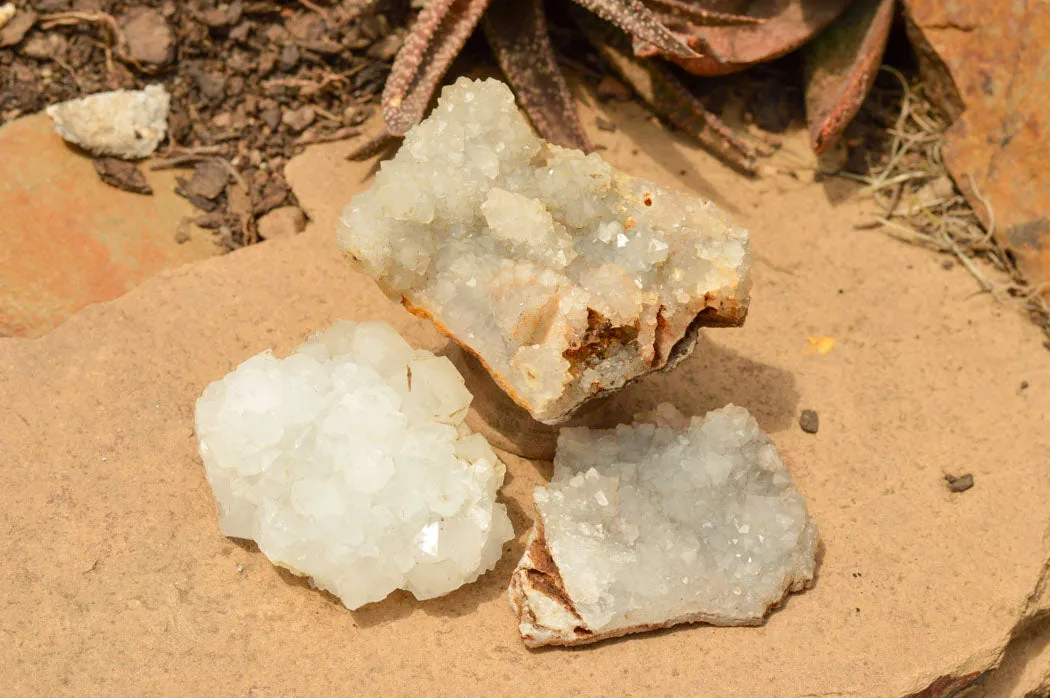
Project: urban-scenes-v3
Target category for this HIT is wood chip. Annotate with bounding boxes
[93,157,153,195]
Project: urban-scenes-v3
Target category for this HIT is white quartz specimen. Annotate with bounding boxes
[46,84,170,159]
[337,78,750,424]
[194,320,515,610]
[508,404,819,647]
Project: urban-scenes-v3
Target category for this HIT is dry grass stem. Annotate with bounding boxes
[838,67,1050,345]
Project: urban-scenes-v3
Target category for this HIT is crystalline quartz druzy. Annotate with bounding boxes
[194,320,514,610]
[337,78,751,424]
[509,404,818,647]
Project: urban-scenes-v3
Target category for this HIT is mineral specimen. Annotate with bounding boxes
[337,78,751,425]
[509,404,819,647]
[194,320,515,610]
[46,84,170,159]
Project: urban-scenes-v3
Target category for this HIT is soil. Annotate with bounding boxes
[0,0,845,252]
[0,0,407,249]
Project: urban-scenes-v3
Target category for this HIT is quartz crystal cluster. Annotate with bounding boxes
[194,320,514,610]
[509,404,818,647]
[337,78,751,424]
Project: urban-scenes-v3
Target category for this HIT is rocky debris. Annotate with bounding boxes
[46,85,170,159]
[799,409,819,434]
[194,320,514,610]
[281,105,315,132]
[180,160,228,201]
[338,78,751,424]
[257,206,306,240]
[93,157,152,195]
[121,8,176,67]
[200,2,242,31]
[509,404,818,647]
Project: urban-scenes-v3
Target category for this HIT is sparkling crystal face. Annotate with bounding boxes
[194,320,514,610]
[512,404,819,646]
[338,78,751,424]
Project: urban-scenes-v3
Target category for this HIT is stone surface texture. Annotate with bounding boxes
[195,320,513,610]
[509,403,817,647]
[905,0,1050,300]
[338,78,750,424]
[0,113,218,338]
[2,99,1049,696]
[46,84,170,159]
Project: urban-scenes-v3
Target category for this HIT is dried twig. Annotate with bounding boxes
[39,11,145,72]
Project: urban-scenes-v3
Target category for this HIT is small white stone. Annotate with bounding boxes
[195,320,514,610]
[337,78,751,424]
[46,84,170,160]
[509,404,819,647]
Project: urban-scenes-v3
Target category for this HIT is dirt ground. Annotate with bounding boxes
[1,83,1048,695]
[1,0,402,248]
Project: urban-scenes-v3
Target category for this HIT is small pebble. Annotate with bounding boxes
[174,220,191,244]
[121,8,175,66]
[279,44,300,72]
[945,473,974,493]
[257,206,307,240]
[1020,380,1029,390]
[799,409,819,434]
[282,105,315,132]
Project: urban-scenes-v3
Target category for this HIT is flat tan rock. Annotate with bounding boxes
[1,99,1049,696]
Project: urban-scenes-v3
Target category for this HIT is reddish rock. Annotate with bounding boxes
[905,0,1050,299]
[0,114,219,338]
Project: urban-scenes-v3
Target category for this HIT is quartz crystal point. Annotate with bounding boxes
[337,78,751,425]
[194,320,514,610]
[509,404,818,647]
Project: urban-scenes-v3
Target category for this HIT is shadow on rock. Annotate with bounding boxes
[449,330,800,461]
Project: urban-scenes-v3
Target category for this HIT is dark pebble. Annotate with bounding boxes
[799,409,819,434]
[945,473,974,493]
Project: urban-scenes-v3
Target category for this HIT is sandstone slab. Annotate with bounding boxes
[1,102,1049,695]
